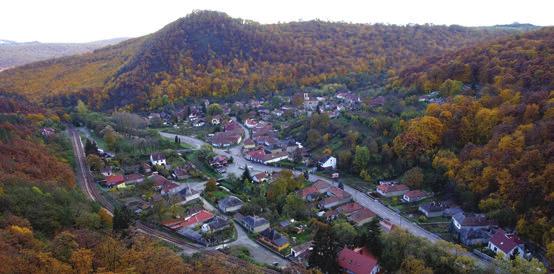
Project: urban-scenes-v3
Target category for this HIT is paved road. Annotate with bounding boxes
[160,126,489,268]
[201,197,289,267]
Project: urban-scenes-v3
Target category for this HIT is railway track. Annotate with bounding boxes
[68,128,200,254]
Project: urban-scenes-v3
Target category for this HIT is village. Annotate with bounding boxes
[79,88,533,272]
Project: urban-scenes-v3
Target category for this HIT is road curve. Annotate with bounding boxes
[160,129,489,268]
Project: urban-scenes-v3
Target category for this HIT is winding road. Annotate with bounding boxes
[159,125,489,268]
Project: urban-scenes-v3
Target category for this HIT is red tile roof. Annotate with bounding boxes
[404,190,428,199]
[298,186,318,199]
[338,247,378,274]
[336,202,363,215]
[348,208,377,224]
[377,183,409,193]
[105,175,125,186]
[490,229,523,254]
[161,210,214,230]
[312,180,331,191]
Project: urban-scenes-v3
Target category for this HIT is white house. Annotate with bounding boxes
[319,156,337,169]
[488,229,525,258]
[150,153,166,166]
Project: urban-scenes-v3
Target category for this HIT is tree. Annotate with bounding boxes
[70,248,94,274]
[361,218,383,257]
[113,206,132,232]
[84,139,98,155]
[76,100,88,114]
[547,241,554,269]
[292,148,303,164]
[494,253,546,274]
[353,146,370,173]
[282,193,308,220]
[51,231,78,262]
[241,165,252,182]
[439,79,463,97]
[309,221,340,273]
[207,103,223,116]
[86,154,104,171]
[332,220,358,247]
[103,128,118,151]
[400,256,433,274]
[402,167,424,188]
[337,150,352,171]
[205,178,217,193]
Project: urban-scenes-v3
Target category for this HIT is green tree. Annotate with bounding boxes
[308,221,340,273]
[86,154,104,171]
[353,146,370,173]
[207,103,223,116]
[494,253,546,274]
[332,220,358,247]
[361,218,383,257]
[76,99,88,114]
[402,167,424,189]
[282,193,308,220]
[113,206,132,232]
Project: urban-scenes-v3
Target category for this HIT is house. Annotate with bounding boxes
[260,228,290,252]
[318,156,337,170]
[337,247,380,274]
[319,187,352,209]
[103,175,126,188]
[336,202,364,216]
[252,172,271,183]
[210,155,228,168]
[235,214,270,233]
[348,208,377,227]
[376,184,409,197]
[290,241,313,263]
[40,127,56,137]
[418,202,448,217]
[173,167,191,180]
[124,173,144,185]
[210,132,242,147]
[402,190,430,202]
[173,186,201,205]
[162,210,214,230]
[141,163,152,174]
[245,149,288,165]
[298,186,320,202]
[150,174,182,195]
[312,180,332,193]
[244,119,258,128]
[452,213,495,246]
[488,229,525,258]
[452,213,494,232]
[101,166,113,176]
[243,139,256,149]
[218,196,243,213]
[459,227,494,246]
[379,219,395,232]
[150,153,166,166]
[202,216,231,233]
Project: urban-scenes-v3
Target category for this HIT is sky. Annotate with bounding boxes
[1,0,553,43]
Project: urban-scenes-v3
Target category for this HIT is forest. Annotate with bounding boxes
[0,103,272,273]
[0,11,523,110]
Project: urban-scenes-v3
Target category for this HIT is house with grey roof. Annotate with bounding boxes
[235,213,270,233]
[218,196,243,213]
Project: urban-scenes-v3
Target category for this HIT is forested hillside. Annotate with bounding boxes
[0,104,270,273]
[0,11,521,110]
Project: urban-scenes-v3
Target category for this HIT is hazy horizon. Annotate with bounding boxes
[1,0,553,43]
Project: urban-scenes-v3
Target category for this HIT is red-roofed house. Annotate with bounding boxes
[402,190,431,202]
[161,210,214,231]
[376,184,409,197]
[104,175,125,188]
[348,208,377,227]
[252,172,271,183]
[319,187,352,209]
[487,229,524,258]
[298,186,320,202]
[337,247,380,274]
[312,180,331,193]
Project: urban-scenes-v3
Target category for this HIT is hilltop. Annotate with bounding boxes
[0,10,525,110]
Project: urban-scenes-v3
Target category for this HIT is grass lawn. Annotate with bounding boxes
[185,150,221,179]
[203,190,229,204]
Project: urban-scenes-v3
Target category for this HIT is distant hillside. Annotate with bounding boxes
[0,11,526,109]
[0,37,128,69]
[395,27,554,92]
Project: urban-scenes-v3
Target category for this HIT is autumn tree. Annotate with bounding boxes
[309,221,340,273]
